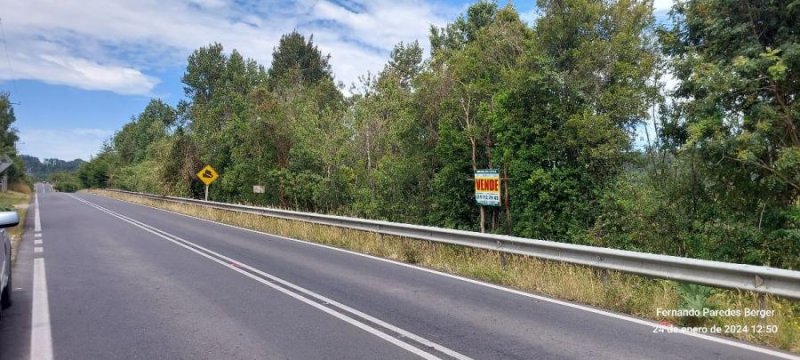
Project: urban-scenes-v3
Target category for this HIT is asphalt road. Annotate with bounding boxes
[0,186,797,359]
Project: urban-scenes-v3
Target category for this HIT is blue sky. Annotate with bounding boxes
[0,0,672,161]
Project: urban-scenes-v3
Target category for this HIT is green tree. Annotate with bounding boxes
[49,171,82,192]
[20,155,84,181]
[0,92,27,183]
[237,31,345,208]
[655,0,800,267]
[78,146,115,189]
[488,0,658,240]
[181,44,266,200]
[268,31,333,89]
[428,5,528,232]
[0,92,19,155]
[430,0,500,55]
[113,99,176,164]
[349,41,431,221]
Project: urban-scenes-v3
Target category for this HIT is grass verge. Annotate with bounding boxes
[0,185,32,264]
[91,189,799,353]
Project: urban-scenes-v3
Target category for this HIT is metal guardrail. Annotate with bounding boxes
[109,189,800,299]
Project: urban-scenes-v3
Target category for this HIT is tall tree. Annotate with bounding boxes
[268,31,333,89]
[0,92,25,182]
[430,0,500,55]
[182,43,228,106]
[182,44,266,199]
[350,41,429,221]
[659,0,800,267]
[489,0,658,240]
[0,92,19,156]
[427,5,528,232]
[387,41,424,90]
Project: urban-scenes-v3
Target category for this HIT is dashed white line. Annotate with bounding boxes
[31,190,53,360]
[31,258,53,360]
[34,247,42,253]
[34,193,41,233]
[34,239,42,246]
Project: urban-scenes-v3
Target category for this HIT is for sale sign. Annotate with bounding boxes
[475,169,501,207]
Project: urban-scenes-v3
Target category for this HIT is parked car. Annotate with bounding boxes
[0,211,20,318]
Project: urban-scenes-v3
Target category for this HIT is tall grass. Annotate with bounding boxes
[9,182,32,195]
[92,189,799,352]
[0,185,32,263]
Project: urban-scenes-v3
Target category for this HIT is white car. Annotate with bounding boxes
[0,211,20,318]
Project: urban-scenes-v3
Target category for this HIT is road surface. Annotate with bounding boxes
[0,186,797,359]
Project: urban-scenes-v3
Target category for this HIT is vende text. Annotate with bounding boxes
[475,178,499,192]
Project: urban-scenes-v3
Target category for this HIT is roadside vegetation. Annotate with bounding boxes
[20,155,84,182]
[0,185,31,263]
[77,0,800,271]
[94,189,799,352]
[49,171,82,192]
[78,0,800,351]
[0,92,32,263]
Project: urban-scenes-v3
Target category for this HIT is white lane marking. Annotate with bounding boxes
[69,195,470,360]
[34,247,42,253]
[35,233,42,238]
[34,239,42,246]
[34,193,41,233]
[32,258,54,360]
[86,193,800,360]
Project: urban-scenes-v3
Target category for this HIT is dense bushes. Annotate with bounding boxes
[78,0,800,269]
[50,172,82,192]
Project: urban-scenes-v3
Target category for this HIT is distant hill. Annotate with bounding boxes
[21,155,85,181]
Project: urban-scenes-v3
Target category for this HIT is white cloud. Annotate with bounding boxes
[306,0,452,86]
[18,128,114,161]
[188,0,229,9]
[0,0,457,95]
[660,72,679,93]
[3,54,159,95]
[653,0,675,12]
[311,0,445,51]
[519,9,541,26]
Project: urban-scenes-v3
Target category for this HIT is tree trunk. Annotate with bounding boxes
[469,136,485,233]
[504,166,511,235]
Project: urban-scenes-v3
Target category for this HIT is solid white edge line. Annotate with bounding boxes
[69,195,468,360]
[84,193,800,360]
[32,258,54,360]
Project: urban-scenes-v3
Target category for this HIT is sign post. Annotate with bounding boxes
[196,165,219,201]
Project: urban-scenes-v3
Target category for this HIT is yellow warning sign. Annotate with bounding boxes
[196,165,219,186]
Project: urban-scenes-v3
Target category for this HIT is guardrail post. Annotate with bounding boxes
[599,268,609,288]
[496,240,508,269]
